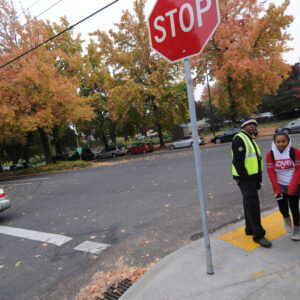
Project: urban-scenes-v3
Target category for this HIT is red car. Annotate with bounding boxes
[127,142,154,155]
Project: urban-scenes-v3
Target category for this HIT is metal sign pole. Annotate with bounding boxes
[184,58,214,275]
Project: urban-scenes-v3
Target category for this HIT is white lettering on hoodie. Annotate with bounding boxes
[271,138,295,186]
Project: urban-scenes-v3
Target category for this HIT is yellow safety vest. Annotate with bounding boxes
[232,132,263,176]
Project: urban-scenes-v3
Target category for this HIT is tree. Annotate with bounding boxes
[0,1,94,163]
[79,40,119,148]
[259,62,300,118]
[91,0,188,147]
[192,0,293,122]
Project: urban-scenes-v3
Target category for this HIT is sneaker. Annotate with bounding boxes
[256,237,272,248]
[284,217,292,233]
[292,226,300,241]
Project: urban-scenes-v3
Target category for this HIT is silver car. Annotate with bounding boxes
[169,135,205,150]
[275,118,300,134]
[97,145,126,159]
[0,188,11,212]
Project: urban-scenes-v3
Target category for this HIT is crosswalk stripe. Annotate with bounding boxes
[0,226,72,246]
[74,241,111,254]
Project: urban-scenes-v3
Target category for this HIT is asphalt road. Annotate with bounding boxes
[0,134,299,300]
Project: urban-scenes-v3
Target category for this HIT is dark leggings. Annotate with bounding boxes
[277,194,300,226]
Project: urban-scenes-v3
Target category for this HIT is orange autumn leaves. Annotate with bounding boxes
[192,0,293,121]
[0,1,94,144]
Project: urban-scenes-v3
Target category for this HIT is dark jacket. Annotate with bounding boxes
[232,130,262,185]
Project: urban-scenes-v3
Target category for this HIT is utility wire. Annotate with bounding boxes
[35,0,63,20]
[16,0,42,19]
[0,0,119,70]
[22,0,64,27]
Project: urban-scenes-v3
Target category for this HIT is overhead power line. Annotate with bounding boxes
[22,0,64,28]
[16,0,42,19]
[0,0,119,70]
[35,0,63,20]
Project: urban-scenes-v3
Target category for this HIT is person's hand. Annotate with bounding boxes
[274,193,282,199]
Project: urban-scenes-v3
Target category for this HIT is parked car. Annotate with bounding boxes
[169,135,205,150]
[0,188,11,212]
[97,145,126,159]
[69,148,95,161]
[211,128,241,144]
[257,112,274,120]
[275,118,300,134]
[2,166,11,172]
[127,142,154,155]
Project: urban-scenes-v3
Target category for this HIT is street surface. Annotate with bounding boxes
[0,134,299,299]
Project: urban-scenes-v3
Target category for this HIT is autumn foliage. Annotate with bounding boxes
[0,0,297,164]
[192,0,293,121]
[0,0,94,162]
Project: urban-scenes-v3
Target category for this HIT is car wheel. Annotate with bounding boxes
[169,145,175,150]
[142,149,147,154]
[282,128,290,134]
[215,138,221,144]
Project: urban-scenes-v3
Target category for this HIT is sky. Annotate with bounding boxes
[11,0,300,99]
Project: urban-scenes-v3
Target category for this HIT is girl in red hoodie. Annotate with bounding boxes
[266,132,300,241]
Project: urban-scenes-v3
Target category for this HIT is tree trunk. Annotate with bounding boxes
[227,75,238,124]
[141,122,147,137]
[101,133,109,149]
[156,123,165,148]
[38,127,52,164]
[53,126,63,154]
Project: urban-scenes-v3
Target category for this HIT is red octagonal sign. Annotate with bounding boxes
[148,0,220,63]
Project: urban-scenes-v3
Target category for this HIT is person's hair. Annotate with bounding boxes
[273,132,290,142]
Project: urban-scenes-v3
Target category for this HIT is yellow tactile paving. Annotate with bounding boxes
[218,211,288,251]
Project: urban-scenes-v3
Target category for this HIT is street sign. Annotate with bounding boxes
[148,0,220,62]
[76,147,83,156]
[148,0,221,275]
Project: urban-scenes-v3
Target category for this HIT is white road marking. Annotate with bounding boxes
[0,177,50,184]
[0,226,72,246]
[3,183,33,186]
[74,241,111,254]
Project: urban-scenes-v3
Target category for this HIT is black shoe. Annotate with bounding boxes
[256,237,272,248]
[245,228,253,235]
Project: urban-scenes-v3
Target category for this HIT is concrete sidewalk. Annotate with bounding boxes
[120,208,300,300]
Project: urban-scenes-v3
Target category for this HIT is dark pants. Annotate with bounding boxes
[238,179,265,241]
[277,194,300,226]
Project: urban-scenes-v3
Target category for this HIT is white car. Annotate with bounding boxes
[169,135,205,150]
[0,188,11,212]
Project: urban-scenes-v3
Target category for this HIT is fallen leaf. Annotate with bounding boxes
[90,236,97,239]
[15,261,22,267]
[42,243,48,247]
[0,265,4,269]
[22,212,26,216]
[164,204,170,207]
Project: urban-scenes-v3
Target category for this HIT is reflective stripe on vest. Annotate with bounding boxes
[232,132,263,176]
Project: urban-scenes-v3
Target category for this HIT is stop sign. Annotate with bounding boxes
[148,0,220,63]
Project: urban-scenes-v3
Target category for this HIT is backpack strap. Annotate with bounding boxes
[271,147,295,164]
[271,150,275,162]
[290,147,295,164]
